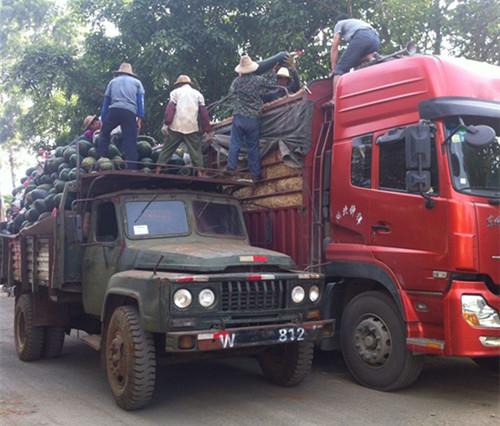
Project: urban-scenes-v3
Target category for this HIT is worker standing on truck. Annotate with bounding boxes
[97,63,144,169]
[330,14,380,90]
[157,75,211,175]
[227,55,277,182]
[263,59,301,103]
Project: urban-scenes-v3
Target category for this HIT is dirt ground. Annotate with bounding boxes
[0,294,498,425]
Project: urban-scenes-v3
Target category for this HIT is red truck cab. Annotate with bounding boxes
[326,55,499,389]
[222,54,499,390]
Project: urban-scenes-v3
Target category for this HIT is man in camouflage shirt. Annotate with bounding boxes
[227,55,276,181]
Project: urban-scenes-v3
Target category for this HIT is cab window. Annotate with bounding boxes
[95,202,118,242]
[378,128,439,193]
[125,200,189,238]
[351,134,372,188]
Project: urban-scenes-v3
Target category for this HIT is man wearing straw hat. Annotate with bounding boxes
[81,115,101,142]
[227,55,276,182]
[97,62,145,169]
[157,74,211,174]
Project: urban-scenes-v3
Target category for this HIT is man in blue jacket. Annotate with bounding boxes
[98,63,145,169]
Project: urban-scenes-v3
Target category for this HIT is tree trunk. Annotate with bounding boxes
[8,147,16,190]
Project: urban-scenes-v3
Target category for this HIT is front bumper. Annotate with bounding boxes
[443,280,500,357]
[407,280,499,357]
[165,319,334,352]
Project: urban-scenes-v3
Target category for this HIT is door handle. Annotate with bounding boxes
[371,223,391,232]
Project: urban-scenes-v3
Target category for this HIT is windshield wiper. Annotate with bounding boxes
[134,194,158,224]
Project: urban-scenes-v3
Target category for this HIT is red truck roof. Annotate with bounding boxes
[335,55,500,139]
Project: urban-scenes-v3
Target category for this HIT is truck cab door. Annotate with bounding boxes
[82,201,122,316]
[369,126,448,293]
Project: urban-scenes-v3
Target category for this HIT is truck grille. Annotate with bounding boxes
[221,280,287,311]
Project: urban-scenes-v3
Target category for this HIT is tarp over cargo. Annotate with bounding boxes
[210,96,314,168]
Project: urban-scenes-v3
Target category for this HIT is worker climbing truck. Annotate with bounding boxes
[209,53,500,390]
[0,171,333,410]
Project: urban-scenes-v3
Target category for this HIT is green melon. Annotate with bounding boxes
[68,168,84,181]
[108,144,121,158]
[44,194,55,211]
[113,156,126,170]
[88,147,98,159]
[33,199,47,214]
[54,193,63,206]
[39,174,52,185]
[63,147,76,163]
[37,184,52,191]
[54,180,66,193]
[58,162,70,174]
[78,139,92,157]
[55,146,65,157]
[26,208,40,223]
[137,141,152,158]
[69,153,78,167]
[30,188,48,201]
[59,169,71,181]
[81,156,96,171]
[38,212,51,221]
[97,157,114,171]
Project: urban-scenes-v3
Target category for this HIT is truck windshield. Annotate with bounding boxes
[445,116,500,198]
[193,201,245,237]
[125,200,189,237]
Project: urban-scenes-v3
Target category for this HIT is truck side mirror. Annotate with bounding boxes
[406,170,431,193]
[405,123,433,197]
[464,125,496,147]
[405,124,431,170]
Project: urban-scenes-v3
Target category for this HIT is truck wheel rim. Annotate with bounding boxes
[353,314,391,367]
[107,331,128,393]
[15,311,26,352]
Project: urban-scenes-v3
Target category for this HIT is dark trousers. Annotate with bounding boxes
[335,29,381,75]
[98,108,138,169]
[228,114,261,178]
[158,129,203,168]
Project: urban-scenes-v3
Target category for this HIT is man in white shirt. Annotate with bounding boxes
[158,75,211,172]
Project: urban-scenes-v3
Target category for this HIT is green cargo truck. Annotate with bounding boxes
[0,171,333,410]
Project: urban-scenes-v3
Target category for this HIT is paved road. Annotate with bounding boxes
[0,295,498,426]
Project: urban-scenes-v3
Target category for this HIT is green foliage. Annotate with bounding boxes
[1,0,499,155]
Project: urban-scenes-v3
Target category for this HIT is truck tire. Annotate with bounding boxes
[473,357,499,373]
[258,341,314,386]
[44,327,65,358]
[340,291,423,391]
[105,306,156,410]
[14,294,45,362]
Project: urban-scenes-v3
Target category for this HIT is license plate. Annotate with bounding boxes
[277,327,306,343]
[198,326,308,350]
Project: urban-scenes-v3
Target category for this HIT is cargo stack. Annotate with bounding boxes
[3,134,160,234]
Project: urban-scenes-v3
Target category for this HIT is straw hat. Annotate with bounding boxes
[82,115,97,130]
[174,75,192,86]
[276,67,290,78]
[235,55,259,74]
[113,62,137,77]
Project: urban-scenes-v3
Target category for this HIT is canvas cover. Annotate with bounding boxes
[210,98,314,168]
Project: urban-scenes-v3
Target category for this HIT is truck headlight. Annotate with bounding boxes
[309,285,320,302]
[174,289,192,309]
[199,289,216,308]
[291,286,305,304]
[462,295,500,328]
